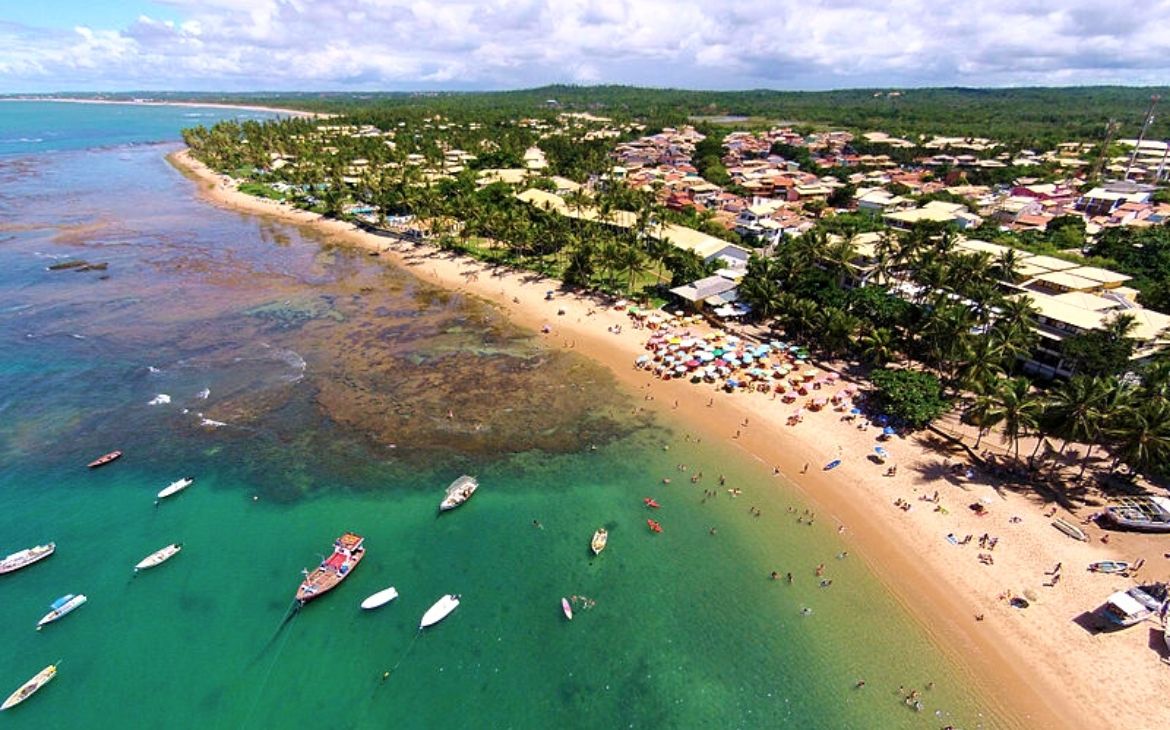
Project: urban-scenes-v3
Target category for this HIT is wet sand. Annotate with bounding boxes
[171,149,1170,729]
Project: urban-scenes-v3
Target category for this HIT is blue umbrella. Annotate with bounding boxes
[874,446,889,460]
[850,407,862,415]
[883,426,897,436]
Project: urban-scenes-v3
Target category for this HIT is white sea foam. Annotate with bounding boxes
[196,387,210,399]
[148,393,171,405]
[147,365,160,373]
[199,417,227,428]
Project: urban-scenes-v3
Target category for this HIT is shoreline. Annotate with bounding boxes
[169,148,1170,729]
[2,97,326,119]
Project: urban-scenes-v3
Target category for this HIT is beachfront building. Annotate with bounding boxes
[948,239,1170,378]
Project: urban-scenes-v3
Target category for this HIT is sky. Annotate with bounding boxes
[2,0,1169,93]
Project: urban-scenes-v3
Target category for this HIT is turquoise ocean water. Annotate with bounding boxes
[0,102,1002,728]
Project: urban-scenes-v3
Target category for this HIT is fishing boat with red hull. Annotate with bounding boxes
[296,532,365,604]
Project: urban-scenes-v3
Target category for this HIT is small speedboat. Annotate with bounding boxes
[823,459,842,471]
[439,475,478,512]
[1088,561,1131,574]
[156,477,194,500]
[643,498,661,509]
[36,594,87,630]
[360,586,399,610]
[647,519,662,533]
[591,528,607,555]
[87,450,122,468]
[1,665,56,711]
[420,594,460,629]
[134,544,181,572]
[561,597,573,621]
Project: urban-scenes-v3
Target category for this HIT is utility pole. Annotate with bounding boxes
[1124,94,1160,181]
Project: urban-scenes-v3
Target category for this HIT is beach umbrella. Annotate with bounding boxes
[850,407,861,415]
[874,446,889,462]
[636,355,650,364]
[882,426,896,436]
[827,372,840,381]
[685,359,700,368]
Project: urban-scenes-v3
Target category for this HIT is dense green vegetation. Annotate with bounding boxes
[35,85,1170,147]
[870,368,951,429]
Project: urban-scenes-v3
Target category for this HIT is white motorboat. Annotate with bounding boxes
[0,543,55,575]
[36,594,87,630]
[1,665,56,710]
[420,594,460,629]
[134,544,181,572]
[439,476,478,511]
[156,477,194,500]
[590,528,607,555]
[360,586,399,610]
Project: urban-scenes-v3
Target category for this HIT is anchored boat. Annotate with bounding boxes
[135,544,181,572]
[0,543,55,575]
[420,594,460,629]
[157,477,194,500]
[36,594,87,630]
[296,532,364,604]
[439,475,478,512]
[2,665,56,711]
[360,586,398,610]
[87,451,122,468]
[590,528,607,555]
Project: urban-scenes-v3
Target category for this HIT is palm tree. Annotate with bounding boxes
[1043,375,1110,476]
[964,389,1004,450]
[957,336,1006,395]
[859,326,896,366]
[614,243,651,295]
[1106,400,1170,474]
[987,377,1044,465]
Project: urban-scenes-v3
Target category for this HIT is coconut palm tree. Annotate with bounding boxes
[964,389,1004,450]
[987,377,1044,465]
[859,326,896,366]
[1043,375,1110,476]
[1106,400,1170,475]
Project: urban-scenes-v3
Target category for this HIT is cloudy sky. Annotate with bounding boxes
[2,0,1169,92]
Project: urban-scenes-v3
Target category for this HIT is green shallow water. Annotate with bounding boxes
[0,103,1003,729]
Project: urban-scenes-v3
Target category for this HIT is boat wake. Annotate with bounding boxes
[196,387,210,399]
[198,416,227,429]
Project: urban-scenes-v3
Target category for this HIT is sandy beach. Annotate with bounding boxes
[8,97,326,119]
[171,149,1170,729]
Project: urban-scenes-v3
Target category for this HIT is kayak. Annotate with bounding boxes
[647,519,662,533]
[643,498,661,509]
[561,597,573,621]
[360,586,399,610]
[420,594,460,629]
[823,459,841,471]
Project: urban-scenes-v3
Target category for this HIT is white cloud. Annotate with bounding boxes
[0,0,1168,91]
